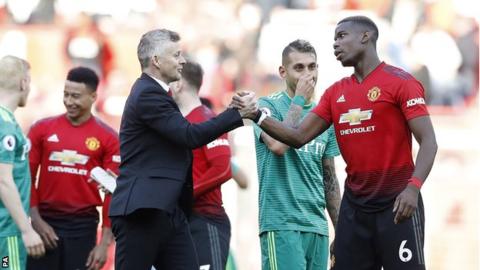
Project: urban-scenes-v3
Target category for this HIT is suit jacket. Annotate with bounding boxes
[109,73,243,217]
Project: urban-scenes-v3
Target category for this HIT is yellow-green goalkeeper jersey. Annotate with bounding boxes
[254,91,339,235]
[0,105,31,237]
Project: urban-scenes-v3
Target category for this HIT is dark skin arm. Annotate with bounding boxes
[233,74,326,148]
[260,73,316,155]
[260,100,305,155]
[393,115,437,224]
[258,112,330,149]
[30,207,59,249]
[86,227,113,270]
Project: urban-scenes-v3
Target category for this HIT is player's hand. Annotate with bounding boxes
[294,73,316,101]
[231,91,258,119]
[393,185,419,224]
[88,169,117,194]
[22,227,45,258]
[87,178,110,194]
[31,214,59,249]
[86,244,108,270]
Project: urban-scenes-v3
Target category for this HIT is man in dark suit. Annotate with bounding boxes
[109,29,256,270]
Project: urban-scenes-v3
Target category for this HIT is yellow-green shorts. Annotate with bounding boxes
[0,235,26,270]
[260,231,329,270]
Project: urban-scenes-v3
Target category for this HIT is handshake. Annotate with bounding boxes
[229,91,259,120]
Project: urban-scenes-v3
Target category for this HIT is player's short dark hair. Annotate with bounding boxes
[66,66,99,91]
[282,39,317,66]
[200,97,213,109]
[181,61,203,92]
[338,16,379,44]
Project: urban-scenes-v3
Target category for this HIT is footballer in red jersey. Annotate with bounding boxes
[27,67,119,270]
[312,62,429,210]
[171,62,232,270]
[186,106,232,217]
[244,16,437,270]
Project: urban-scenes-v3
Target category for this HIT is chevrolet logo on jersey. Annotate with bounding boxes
[339,108,373,126]
[49,150,89,166]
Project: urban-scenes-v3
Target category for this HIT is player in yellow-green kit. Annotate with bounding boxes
[0,56,44,270]
[254,40,341,270]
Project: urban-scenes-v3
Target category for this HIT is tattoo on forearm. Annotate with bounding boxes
[323,159,341,228]
[284,104,303,128]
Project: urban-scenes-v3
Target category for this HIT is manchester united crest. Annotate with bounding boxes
[85,137,100,151]
[367,86,381,102]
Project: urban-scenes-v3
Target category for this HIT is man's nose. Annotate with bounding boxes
[179,55,186,64]
[64,96,72,105]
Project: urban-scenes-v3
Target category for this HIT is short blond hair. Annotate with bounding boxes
[0,55,30,91]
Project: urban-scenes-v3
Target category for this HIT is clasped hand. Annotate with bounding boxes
[230,91,258,119]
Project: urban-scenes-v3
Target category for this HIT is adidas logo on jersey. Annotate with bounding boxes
[337,95,345,103]
[47,134,59,142]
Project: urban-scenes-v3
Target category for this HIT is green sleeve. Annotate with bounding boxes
[253,97,281,143]
[323,125,340,158]
[0,125,16,164]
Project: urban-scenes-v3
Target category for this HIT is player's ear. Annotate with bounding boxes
[19,77,27,92]
[90,90,97,101]
[169,80,182,93]
[279,65,287,78]
[176,80,184,92]
[361,31,370,44]
[152,55,161,69]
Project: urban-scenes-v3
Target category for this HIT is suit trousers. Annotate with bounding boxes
[111,207,199,270]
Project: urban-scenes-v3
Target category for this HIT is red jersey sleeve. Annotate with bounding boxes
[101,194,112,228]
[311,86,334,125]
[27,122,43,208]
[100,132,119,228]
[102,133,120,175]
[397,79,430,120]
[193,133,232,198]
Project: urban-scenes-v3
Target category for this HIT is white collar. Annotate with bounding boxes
[147,74,169,93]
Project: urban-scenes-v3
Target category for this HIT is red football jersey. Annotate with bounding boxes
[312,62,429,211]
[186,105,232,217]
[28,114,120,227]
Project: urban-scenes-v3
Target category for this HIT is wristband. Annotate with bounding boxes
[257,110,268,126]
[252,110,262,123]
[292,95,306,107]
[408,176,423,189]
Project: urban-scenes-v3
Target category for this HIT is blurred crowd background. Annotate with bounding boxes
[0,0,478,269]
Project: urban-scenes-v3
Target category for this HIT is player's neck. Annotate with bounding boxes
[353,53,381,83]
[0,94,19,113]
[178,94,202,116]
[67,112,92,126]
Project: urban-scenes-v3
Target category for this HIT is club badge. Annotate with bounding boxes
[85,137,100,151]
[367,86,381,102]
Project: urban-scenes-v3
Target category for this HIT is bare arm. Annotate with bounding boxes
[393,115,437,224]
[0,163,32,233]
[234,74,329,148]
[31,206,59,249]
[0,163,45,257]
[259,112,329,148]
[322,158,341,228]
[408,115,438,182]
[86,227,114,270]
[260,101,305,155]
[231,158,248,189]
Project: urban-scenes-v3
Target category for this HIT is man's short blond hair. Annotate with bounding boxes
[0,55,30,92]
